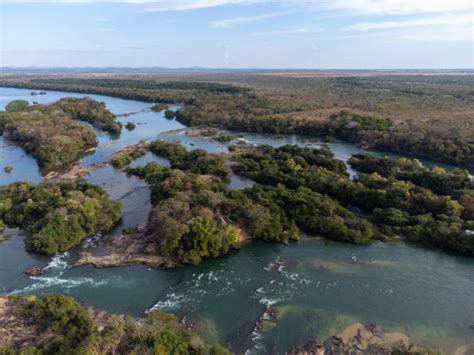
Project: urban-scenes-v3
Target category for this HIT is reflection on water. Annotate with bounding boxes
[1,87,474,353]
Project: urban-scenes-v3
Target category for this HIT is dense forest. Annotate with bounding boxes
[52,97,121,134]
[0,97,120,172]
[1,76,472,167]
[0,180,121,255]
[0,294,229,354]
[124,141,473,260]
[233,145,474,255]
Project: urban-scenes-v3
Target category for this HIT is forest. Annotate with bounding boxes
[233,145,474,255]
[0,180,121,255]
[1,294,229,354]
[0,97,120,172]
[123,141,473,261]
[0,75,472,167]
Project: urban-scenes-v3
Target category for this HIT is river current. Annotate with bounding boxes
[1,87,473,353]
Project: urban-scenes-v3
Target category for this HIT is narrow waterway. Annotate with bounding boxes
[1,87,473,353]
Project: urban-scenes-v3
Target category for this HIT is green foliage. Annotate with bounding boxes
[8,294,231,354]
[126,157,243,264]
[150,140,230,178]
[5,100,29,112]
[1,76,472,167]
[151,103,169,112]
[0,180,121,255]
[212,134,235,142]
[111,146,146,168]
[0,106,97,173]
[125,122,136,131]
[3,165,13,173]
[233,144,473,255]
[164,109,175,119]
[52,97,121,134]
[349,154,473,196]
[0,97,119,172]
[20,294,95,353]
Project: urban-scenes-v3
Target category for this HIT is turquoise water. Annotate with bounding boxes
[1,87,473,353]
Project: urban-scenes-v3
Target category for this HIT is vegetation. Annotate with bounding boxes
[3,165,13,173]
[151,103,169,112]
[0,104,96,172]
[125,122,136,131]
[150,140,230,179]
[2,294,230,354]
[120,141,474,260]
[349,154,473,196]
[1,75,471,167]
[126,162,240,264]
[1,76,472,258]
[5,99,29,112]
[233,145,474,255]
[212,134,235,143]
[0,180,121,255]
[164,109,175,119]
[124,143,373,264]
[111,146,147,168]
[51,97,121,134]
[0,97,120,172]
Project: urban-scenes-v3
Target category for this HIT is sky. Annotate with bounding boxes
[0,0,473,69]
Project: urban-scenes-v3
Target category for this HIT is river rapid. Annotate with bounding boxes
[1,87,473,353]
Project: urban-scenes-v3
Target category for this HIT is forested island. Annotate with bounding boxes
[0,97,120,172]
[0,180,121,255]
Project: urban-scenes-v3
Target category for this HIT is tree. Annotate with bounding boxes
[5,100,29,111]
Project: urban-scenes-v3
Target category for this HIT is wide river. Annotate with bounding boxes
[1,87,473,353]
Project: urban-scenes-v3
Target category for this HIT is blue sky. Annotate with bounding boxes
[0,0,472,68]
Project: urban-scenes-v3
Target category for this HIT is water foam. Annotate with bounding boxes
[11,252,107,294]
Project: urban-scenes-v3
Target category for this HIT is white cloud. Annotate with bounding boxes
[0,0,255,9]
[145,0,253,12]
[211,10,292,28]
[286,0,473,15]
[347,13,473,31]
[252,27,322,36]
[403,24,473,43]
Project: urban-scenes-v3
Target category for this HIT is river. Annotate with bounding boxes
[1,87,473,353]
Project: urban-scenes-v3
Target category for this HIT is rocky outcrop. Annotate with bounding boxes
[287,322,432,355]
[75,227,175,269]
[24,266,44,276]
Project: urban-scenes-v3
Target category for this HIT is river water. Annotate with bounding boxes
[1,87,473,353]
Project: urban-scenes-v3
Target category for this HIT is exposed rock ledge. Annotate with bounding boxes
[288,322,444,355]
[75,227,175,269]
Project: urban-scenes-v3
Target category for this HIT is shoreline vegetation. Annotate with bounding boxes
[0,97,120,173]
[0,76,472,167]
[0,294,449,354]
[0,294,230,354]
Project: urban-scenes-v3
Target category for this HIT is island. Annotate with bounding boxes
[0,97,120,173]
